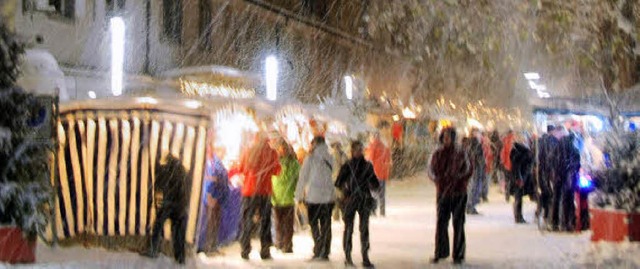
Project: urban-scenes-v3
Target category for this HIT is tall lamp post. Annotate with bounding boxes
[110,17,125,96]
[265,55,278,101]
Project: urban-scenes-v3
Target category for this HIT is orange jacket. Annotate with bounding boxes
[500,133,516,171]
[366,138,392,180]
[239,140,281,197]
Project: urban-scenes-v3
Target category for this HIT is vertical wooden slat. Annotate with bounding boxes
[96,117,108,235]
[186,124,207,244]
[128,116,141,235]
[107,119,120,236]
[57,121,75,236]
[83,114,96,232]
[66,116,84,233]
[118,118,131,236]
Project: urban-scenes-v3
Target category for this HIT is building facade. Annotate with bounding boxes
[12,0,413,102]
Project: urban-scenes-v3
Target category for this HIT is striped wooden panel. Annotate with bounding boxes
[53,109,207,244]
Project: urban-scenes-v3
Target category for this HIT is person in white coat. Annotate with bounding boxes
[296,136,336,261]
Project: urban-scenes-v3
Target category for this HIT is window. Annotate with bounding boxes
[106,0,125,15]
[199,0,212,50]
[301,0,328,21]
[163,0,182,43]
[47,0,75,19]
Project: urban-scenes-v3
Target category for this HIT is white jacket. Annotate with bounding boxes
[295,144,336,204]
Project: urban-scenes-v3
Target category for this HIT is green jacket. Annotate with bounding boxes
[271,156,300,206]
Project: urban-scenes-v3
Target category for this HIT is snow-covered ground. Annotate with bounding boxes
[3,171,640,269]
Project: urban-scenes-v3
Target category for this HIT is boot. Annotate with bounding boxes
[345,253,355,267]
[362,252,374,268]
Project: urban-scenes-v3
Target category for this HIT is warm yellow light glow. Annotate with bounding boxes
[214,109,259,166]
[392,115,400,122]
[180,79,255,98]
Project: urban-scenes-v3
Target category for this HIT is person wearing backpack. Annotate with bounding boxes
[295,136,336,261]
[335,141,380,268]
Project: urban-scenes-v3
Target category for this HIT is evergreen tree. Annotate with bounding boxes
[0,23,52,237]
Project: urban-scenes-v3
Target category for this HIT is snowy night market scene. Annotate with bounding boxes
[3,1,640,269]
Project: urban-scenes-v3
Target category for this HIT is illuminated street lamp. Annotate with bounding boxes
[265,55,278,101]
[110,17,125,96]
[344,75,353,100]
[524,72,540,80]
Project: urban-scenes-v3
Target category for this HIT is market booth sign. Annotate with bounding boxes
[180,79,255,99]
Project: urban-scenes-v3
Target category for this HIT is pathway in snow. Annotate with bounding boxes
[4,171,640,268]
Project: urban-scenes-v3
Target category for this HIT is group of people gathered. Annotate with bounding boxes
[143,131,392,267]
[429,125,592,265]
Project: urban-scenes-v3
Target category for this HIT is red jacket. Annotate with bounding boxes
[366,138,392,180]
[482,136,494,172]
[501,133,516,171]
[430,145,473,197]
[239,140,281,197]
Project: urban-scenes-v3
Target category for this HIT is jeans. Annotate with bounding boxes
[343,199,372,260]
[435,194,467,261]
[273,206,295,251]
[306,202,334,258]
[240,196,272,257]
[149,202,187,264]
[197,199,221,253]
[467,166,484,211]
[378,180,387,216]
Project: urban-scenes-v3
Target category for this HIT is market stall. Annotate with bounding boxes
[51,97,210,248]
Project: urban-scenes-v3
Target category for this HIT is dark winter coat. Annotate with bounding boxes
[509,142,535,196]
[335,156,380,208]
[430,145,473,197]
[155,156,190,215]
[490,132,503,168]
[559,134,581,190]
[468,138,485,173]
[537,134,560,191]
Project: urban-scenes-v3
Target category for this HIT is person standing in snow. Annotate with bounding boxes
[510,140,535,223]
[466,128,485,214]
[558,131,581,231]
[481,132,494,202]
[366,132,392,217]
[335,140,380,268]
[430,128,473,265]
[238,133,282,260]
[143,155,190,264]
[295,136,336,261]
[536,125,559,227]
[501,130,517,202]
[196,141,229,255]
[331,142,348,220]
[271,139,300,253]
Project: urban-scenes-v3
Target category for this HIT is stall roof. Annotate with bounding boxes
[529,97,608,117]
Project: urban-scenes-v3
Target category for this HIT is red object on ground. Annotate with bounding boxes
[0,226,36,263]
[590,208,640,242]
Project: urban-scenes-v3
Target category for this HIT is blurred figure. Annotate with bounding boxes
[430,128,473,265]
[501,130,517,202]
[536,125,559,228]
[296,136,336,261]
[335,141,380,268]
[239,133,282,260]
[197,141,229,255]
[481,132,494,202]
[557,131,581,231]
[143,156,189,264]
[510,140,535,224]
[271,139,300,253]
[489,130,504,185]
[331,142,348,220]
[466,128,485,215]
[366,132,392,217]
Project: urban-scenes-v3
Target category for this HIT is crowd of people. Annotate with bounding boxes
[429,124,601,264]
[140,121,601,266]
[142,131,391,267]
